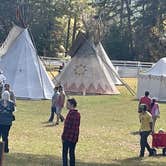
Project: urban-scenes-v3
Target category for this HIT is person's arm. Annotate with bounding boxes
[10,92,16,106]
[157,104,160,114]
[139,97,142,105]
[139,114,141,123]
[149,122,153,134]
[138,98,142,112]
[149,122,153,131]
[11,102,15,112]
[62,94,65,107]
[149,115,153,133]
[62,113,73,141]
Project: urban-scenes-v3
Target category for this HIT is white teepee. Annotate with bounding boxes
[96,42,122,85]
[0,25,54,99]
[54,32,120,95]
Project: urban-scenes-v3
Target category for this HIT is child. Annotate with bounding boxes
[55,85,65,125]
[151,98,160,133]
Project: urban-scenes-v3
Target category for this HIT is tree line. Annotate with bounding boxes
[0,0,165,62]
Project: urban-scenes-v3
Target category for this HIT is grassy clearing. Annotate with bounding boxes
[3,78,166,165]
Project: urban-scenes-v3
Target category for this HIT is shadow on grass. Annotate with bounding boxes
[131,98,138,101]
[4,153,111,166]
[4,153,166,166]
[111,156,166,166]
[130,131,140,135]
[43,124,56,127]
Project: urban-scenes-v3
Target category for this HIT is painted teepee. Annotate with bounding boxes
[54,32,120,95]
[96,42,122,85]
[0,25,54,99]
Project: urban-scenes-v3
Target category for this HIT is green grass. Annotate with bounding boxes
[3,78,166,165]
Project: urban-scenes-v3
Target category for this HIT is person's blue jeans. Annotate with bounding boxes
[140,131,152,156]
[62,140,76,166]
[48,107,56,122]
[0,124,11,152]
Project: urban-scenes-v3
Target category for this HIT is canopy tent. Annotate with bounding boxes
[137,57,166,101]
[54,32,120,95]
[0,25,54,99]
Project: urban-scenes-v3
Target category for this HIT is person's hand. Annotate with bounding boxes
[150,130,154,135]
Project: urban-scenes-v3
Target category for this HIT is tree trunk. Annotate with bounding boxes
[124,0,134,59]
[72,15,77,45]
[65,16,71,56]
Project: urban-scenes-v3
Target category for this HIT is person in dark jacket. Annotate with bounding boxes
[0,90,15,153]
[62,98,80,166]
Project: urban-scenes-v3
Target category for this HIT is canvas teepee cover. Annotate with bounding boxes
[137,57,166,101]
[54,32,120,95]
[96,42,122,85]
[0,25,54,99]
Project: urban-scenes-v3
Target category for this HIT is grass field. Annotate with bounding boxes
[3,78,166,166]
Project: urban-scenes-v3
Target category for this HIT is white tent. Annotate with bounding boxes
[54,32,120,95]
[137,57,166,101]
[0,25,54,99]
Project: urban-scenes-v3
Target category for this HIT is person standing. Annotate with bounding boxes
[151,98,160,133]
[0,91,15,153]
[139,104,153,157]
[4,84,16,105]
[48,86,59,123]
[55,85,65,125]
[62,98,80,166]
[139,91,152,113]
[0,81,3,99]
[0,70,6,99]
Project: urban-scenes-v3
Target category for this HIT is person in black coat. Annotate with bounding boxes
[0,90,15,153]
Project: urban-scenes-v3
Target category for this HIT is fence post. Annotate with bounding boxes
[0,142,4,166]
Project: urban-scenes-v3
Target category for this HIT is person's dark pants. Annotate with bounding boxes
[0,124,11,153]
[140,131,152,156]
[62,140,76,166]
[48,107,56,122]
[0,86,3,99]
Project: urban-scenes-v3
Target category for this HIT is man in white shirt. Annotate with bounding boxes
[0,70,6,98]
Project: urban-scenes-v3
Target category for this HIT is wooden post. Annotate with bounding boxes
[0,142,4,166]
[65,16,71,56]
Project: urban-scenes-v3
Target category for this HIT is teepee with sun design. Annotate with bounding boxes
[54,31,120,95]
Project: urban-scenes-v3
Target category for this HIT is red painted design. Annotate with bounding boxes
[96,84,105,93]
[87,84,96,93]
[68,83,77,91]
[78,83,85,91]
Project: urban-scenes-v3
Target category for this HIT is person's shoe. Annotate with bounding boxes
[149,152,154,157]
[42,120,52,124]
[4,149,9,153]
[139,154,144,157]
[149,149,156,156]
[55,122,59,125]
[60,116,64,122]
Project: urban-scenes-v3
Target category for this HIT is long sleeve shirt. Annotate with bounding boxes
[57,93,65,108]
[62,109,80,143]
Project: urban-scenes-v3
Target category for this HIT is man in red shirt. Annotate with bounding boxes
[139,91,152,113]
[62,98,80,166]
